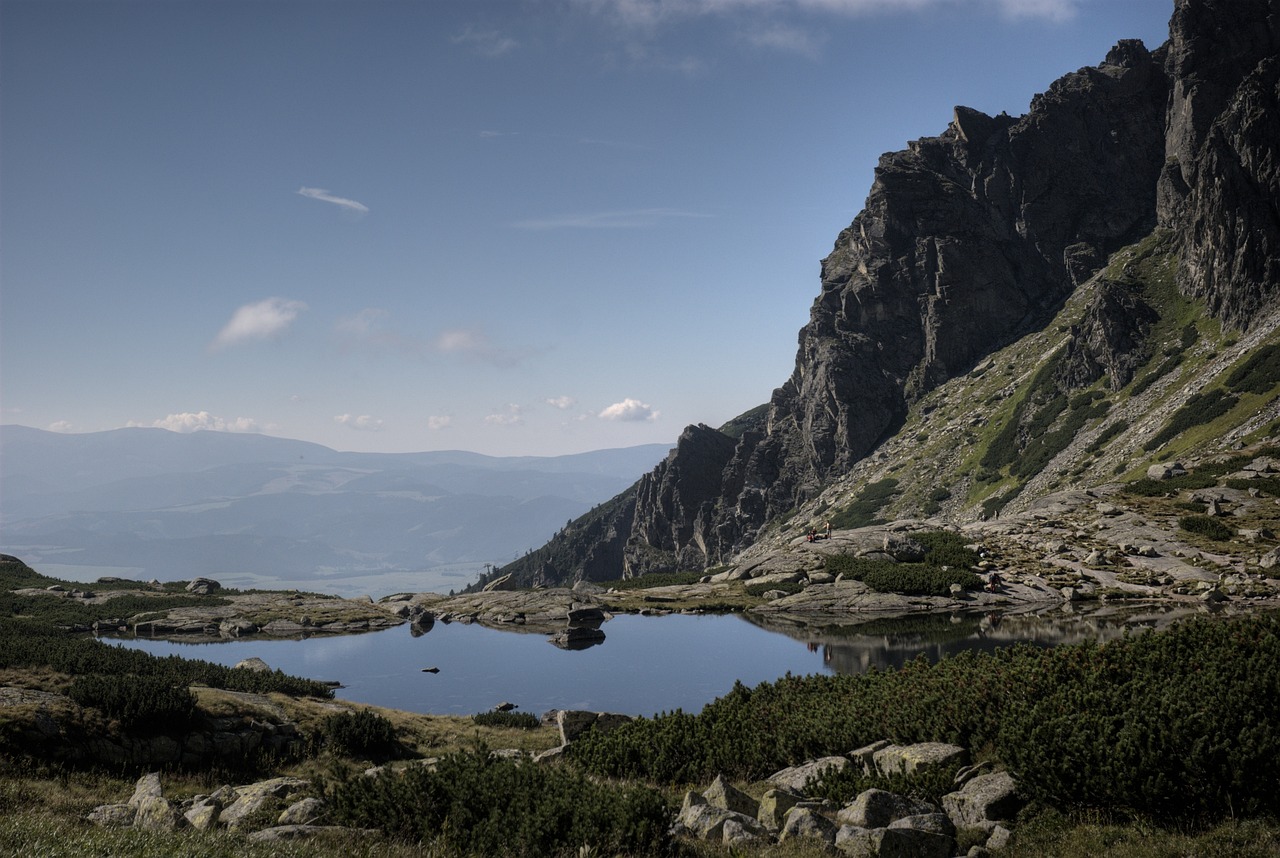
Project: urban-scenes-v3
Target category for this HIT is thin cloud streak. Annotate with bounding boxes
[297,186,370,215]
[452,26,519,56]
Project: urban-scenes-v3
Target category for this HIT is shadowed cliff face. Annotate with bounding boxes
[1159,0,1280,327]
[489,0,1280,589]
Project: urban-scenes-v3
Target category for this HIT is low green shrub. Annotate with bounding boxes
[1225,343,1280,395]
[1130,354,1183,397]
[0,617,333,698]
[829,478,902,529]
[1144,388,1239,451]
[1123,472,1219,496]
[571,612,1280,827]
[807,759,963,807]
[1179,515,1234,541]
[325,744,671,856]
[602,571,706,590]
[471,710,540,730]
[1086,419,1129,453]
[67,674,195,733]
[319,710,401,760]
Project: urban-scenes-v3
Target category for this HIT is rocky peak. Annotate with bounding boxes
[1159,0,1280,328]
[491,0,1280,589]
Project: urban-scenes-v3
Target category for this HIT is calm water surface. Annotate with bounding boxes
[111,607,1189,718]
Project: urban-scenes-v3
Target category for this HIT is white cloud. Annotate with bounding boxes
[599,398,660,421]
[452,26,519,56]
[484,404,525,426]
[297,186,370,215]
[335,413,385,432]
[48,420,74,433]
[146,411,260,433]
[740,22,824,56]
[514,208,711,230]
[546,395,577,410]
[211,298,306,350]
[434,327,539,367]
[427,415,453,430]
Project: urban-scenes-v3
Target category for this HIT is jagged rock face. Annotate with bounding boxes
[684,37,1170,562]
[1159,0,1280,327]
[496,0,1280,587]
[1057,277,1160,391]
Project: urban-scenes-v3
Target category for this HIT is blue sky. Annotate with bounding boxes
[1,0,1172,456]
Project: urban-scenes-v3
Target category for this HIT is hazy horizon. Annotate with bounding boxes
[1,0,1172,458]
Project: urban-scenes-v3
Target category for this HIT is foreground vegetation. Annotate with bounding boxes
[4,548,1280,855]
[569,610,1280,825]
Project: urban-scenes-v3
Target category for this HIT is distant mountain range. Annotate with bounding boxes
[0,425,669,596]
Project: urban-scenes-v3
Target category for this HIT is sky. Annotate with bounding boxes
[0,0,1174,457]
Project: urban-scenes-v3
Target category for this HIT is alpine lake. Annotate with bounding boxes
[108,602,1199,719]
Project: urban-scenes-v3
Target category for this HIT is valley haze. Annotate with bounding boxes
[0,425,669,596]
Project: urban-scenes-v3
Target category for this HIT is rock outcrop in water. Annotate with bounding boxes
[486,0,1280,589]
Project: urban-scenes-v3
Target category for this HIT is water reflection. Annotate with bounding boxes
[743,603,1201,676]
[108,604,1203,717]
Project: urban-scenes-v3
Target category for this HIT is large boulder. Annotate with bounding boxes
[554,710,632,744]
[835,824,953,858]
[704,774,759,818]
[757,787,805,830]
[942,770,1022,831]
[768,755,850,792]
[872,742,967,777]
[779,806,838,848]
[837,788,937,829]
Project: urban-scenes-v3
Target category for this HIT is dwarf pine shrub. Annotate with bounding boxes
[570,612,1280,827]
[319,710,400,760]
[325,744,671,856]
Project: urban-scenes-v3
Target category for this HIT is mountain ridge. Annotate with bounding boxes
[485,0,1280,590]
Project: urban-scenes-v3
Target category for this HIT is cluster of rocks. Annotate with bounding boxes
[673,741,1021,856]
[87,772,365,844]
[380,589,611,648]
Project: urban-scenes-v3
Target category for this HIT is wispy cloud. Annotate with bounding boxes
[484,404,526,426]
[514,208,711,230]
[335,312,537,367]
[427,415,453,430]
[546,395,577,410]
[297,186,370,215]
[434,327,540,367]
[139,411,260,433]
[599,398,660,421]
[211,298,306,350]
[452,26,518,57]
[335,413,384,431]
[739,22,824,56]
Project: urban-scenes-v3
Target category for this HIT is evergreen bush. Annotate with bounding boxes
[67,674,195,733]
[319,709,400,760]
[325,744,671,856]
[1178,515,1233,541]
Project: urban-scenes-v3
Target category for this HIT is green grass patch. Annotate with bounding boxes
[1144,388,1239,451]
[829,478,901,529]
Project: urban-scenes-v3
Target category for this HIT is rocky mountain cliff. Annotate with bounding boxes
[481,0,1280,591]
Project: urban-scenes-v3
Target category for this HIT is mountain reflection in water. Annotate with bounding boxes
[110,604,1201,718]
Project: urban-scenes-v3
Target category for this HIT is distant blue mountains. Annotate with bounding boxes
[0,425,669,596]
